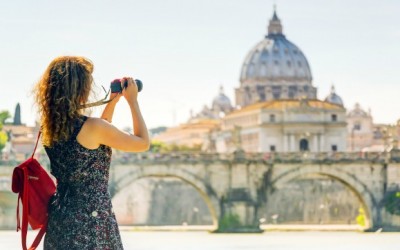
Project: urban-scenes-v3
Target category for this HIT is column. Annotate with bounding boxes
[283,134,288,152]
[320,134,325,152]
[290,134,296,152]
[317,133,321,152]
[312,135,318,152]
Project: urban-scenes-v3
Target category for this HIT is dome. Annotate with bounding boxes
[212,86,232,113]
[235,7,317,107]
[240,9,312,83]
[348,103,370,118]
[325,85,344,106]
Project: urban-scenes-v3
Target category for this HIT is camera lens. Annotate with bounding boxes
[110,79,143,93]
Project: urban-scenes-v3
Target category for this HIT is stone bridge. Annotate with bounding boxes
[1,151,400,231]
[108,151,400,232]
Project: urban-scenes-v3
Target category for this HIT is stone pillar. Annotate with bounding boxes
[312,135,318,152]
[281,86,289,99]
[317,133,321,152]
[216,200,262,233]
[283,134,289,152]
[265,86,273,100]
[320,134,325,152]
[290,134,296,152]
[235,88,241,107]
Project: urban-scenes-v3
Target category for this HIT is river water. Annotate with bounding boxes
[1,231,399,250]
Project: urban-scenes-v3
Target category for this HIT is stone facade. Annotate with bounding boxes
[216,99,347,153]
[105,153,400,231]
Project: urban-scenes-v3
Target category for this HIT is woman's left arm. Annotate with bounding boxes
[101,93,121,123]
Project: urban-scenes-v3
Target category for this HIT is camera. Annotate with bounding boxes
[110,78,143,93]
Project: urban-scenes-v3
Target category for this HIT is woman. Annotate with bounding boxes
[34,56,150,250]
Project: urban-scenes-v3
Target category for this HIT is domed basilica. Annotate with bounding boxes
[154,8,398,153]
[236,9,315,106]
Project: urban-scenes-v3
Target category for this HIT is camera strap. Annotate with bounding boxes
[77,87,119,109]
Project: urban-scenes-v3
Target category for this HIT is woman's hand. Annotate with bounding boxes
[109,91,122,104]
[122,77,138,103]
[91,77,149,152]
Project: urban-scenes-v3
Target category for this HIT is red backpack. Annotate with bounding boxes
[11,132,56,250]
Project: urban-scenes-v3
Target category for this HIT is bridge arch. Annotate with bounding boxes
[111,165,220,227]
[271,165,378,229]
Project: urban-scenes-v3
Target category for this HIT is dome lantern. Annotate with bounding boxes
[267,5,283,36]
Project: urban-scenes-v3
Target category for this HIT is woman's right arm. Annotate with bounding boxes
[89,78,150,152]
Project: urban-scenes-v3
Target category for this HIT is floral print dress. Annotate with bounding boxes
[43,116,123,250]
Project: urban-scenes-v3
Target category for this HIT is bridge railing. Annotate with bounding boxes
[1,150,399,166]
[109,150,400,165]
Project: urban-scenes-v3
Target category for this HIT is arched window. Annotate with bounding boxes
[299,139,309,151]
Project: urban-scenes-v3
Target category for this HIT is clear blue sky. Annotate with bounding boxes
[0,0,399,129]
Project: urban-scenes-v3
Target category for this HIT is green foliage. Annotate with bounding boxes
[168,143,202,152]
[150,140,202,153]
[150,140,168,153]
[0,110,11,126]
[218,213,241,231]
[0,110,10,150]
[356,207,366,227]
[384,191,400,215]
[0,131,7,151]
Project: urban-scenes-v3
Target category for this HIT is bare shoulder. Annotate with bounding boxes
[81,116,119,140]
[79,117,114,141]
[80,116,149,152]
[76,117,110,149]
[84,117,113,131]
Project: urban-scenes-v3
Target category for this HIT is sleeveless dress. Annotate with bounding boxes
[43,116,124,250]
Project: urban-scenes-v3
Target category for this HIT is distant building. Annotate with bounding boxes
[346,103,374,152]
[155,8,348,153]
[152,118,220,150]
[152,85,231,150]
[216,99,346,153]
[1,103,39,161]
[346,103,400,152]
[235,9,316,106]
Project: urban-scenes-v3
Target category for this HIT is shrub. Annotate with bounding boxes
[384,191,400,216]
[218,213,241,231]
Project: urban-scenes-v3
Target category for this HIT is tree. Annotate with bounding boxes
[0,131,7,151]
[0,110,11,151]
[384,190,400,216]
[0,110,11,126]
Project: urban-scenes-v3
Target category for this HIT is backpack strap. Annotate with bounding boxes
[19,131,48,250]
[31,131,41,159]
[21,165,29,250]
[16,194,21,231]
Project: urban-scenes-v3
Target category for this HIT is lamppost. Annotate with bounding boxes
[382,127,392,194]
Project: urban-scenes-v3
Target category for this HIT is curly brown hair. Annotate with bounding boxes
[34,56,94,147]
